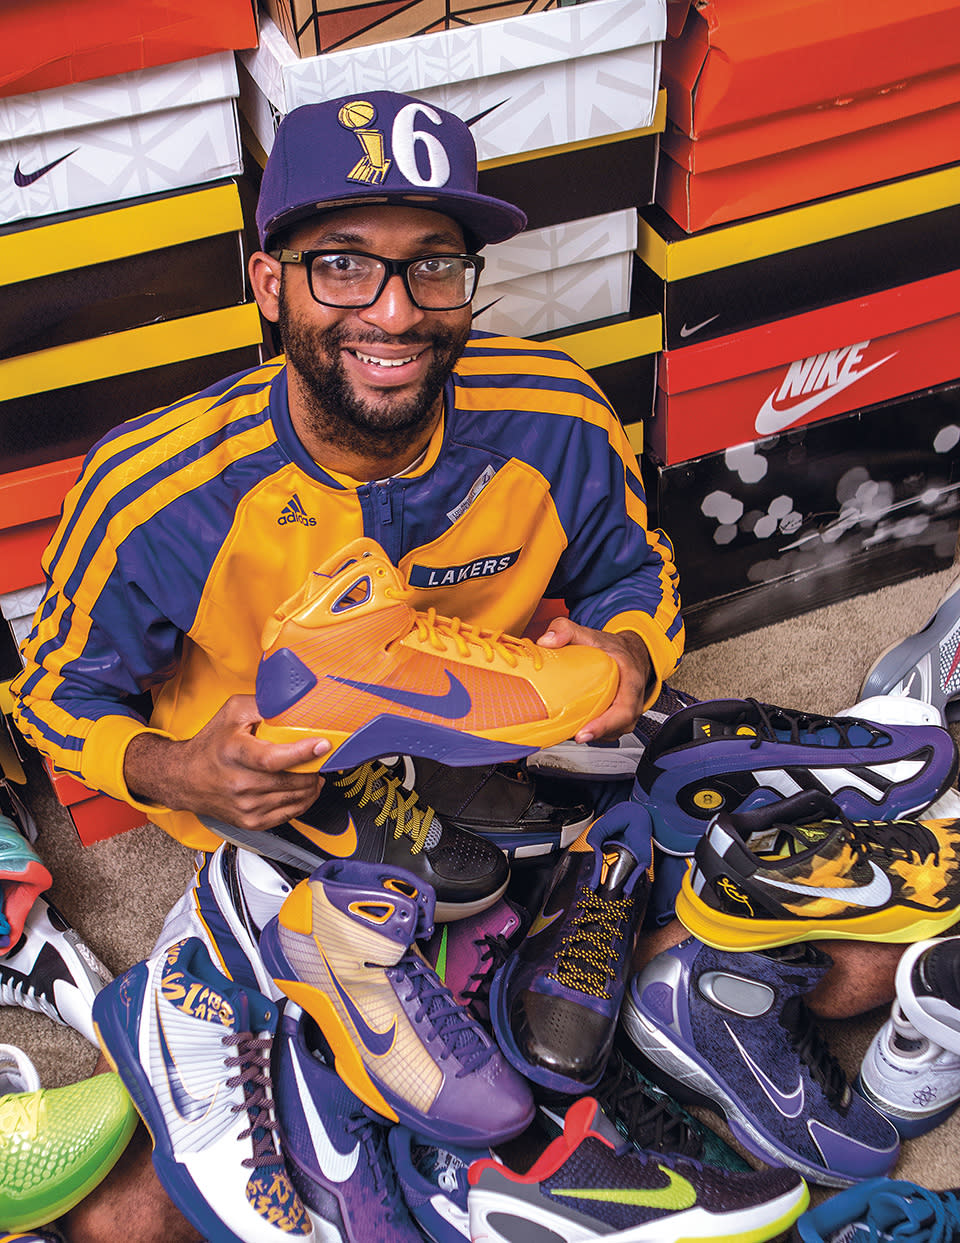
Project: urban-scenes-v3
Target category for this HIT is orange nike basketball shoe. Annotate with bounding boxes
[255,538,619,773]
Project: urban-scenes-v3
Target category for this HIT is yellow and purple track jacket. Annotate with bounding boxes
[13,332,684,849]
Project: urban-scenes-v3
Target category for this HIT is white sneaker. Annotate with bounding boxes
[0,1043,40,1094]
[856,1001,960,1138]
[0,896,112,1045]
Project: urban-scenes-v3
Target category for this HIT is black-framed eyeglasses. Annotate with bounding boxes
[269,249,485,310]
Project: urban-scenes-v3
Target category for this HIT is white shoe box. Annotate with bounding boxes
[239,0,665,163]
[471,208,639,337]
[0,52,243,225]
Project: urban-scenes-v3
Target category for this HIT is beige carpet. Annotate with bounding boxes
[5,560,960,1206]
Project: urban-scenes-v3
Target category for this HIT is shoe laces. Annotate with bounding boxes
[547,888,631,998]
[223,1029,284,1172]
[742,699,884,749]
[344,1105,409,1221]
[779,995,849,1108]
[336,762,437,854]
[386,590,544,670]
[769,805,941,871]
[0,1090,42,1139]
[594,1050,701,1157]
[0,970,62,1028]
[388,954,495,1075]
[862,1184,960,1243]
[462,929,517,1019]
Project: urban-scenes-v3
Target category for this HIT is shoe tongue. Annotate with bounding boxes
[691,717,758,742]
[595,844,638,899]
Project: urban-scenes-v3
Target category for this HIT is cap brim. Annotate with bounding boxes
[262,186,527,250]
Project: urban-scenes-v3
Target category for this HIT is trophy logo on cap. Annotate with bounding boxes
[338,100,391,186]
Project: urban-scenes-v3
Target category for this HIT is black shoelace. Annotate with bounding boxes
[742,699,885,750]
[463,929,518,1018]
[779,995,849,1110]
[594,1050,702,1157]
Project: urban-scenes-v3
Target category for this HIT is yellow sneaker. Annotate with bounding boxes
[0,1074,137,1230]
[254,538,618,772]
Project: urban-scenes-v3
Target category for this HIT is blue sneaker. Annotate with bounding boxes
[468,1095,809,1243]
[0,816,51,954]
[619,937,901,1187]
[489,802,652,1094]
[791,1177,960,1241]
[631,697,958,856]
[93,937,312,1243]
[274,1002,422,1242]
[388,1125,488,1243]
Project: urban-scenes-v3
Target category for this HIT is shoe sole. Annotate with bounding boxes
[854,1069,960,1138]
[619,993,895,1188]
[197,815,508,923]
[476,810,594,861]
[860,571,960,719]
[674,871,960,951]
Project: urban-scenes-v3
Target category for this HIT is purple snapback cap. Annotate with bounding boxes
[256,91,527,250]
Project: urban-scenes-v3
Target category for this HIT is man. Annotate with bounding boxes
[10,92,904,1242]
[11,91,682,1241]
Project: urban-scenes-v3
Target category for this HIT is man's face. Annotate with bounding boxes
[276,205,474,446]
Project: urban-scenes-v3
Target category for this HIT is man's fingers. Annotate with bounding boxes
[232,731,331,774]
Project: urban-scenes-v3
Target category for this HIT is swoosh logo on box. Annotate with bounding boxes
[14,149,78,187]
[679,314,720,338]
[326,669,472,719]
[322,946,398,1057]
[286,1037,359,1182]
[758,859,893,908]
[288,813,358,858]
[725,1020,805,1117]
[556,1166,696,1208]
[754,352,896,435]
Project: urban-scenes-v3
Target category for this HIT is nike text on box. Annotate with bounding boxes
[0,53,242,226]
[650,268,960,465]
[641,379,960,647]
[237,0,665,167]
[656,0,960,229]
[634,165,960,350]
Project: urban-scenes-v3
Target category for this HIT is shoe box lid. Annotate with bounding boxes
[0,0,256,98]
[643,379,960,645]
[649,266,960,465]
[635,164,960,350]
[657,0,960,230]
[0,180,249,360]
[0,50,243,226]
[238,0,665,166]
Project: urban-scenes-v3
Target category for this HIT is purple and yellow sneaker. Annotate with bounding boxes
[260,859,534,1146]
[489,802,653,1094]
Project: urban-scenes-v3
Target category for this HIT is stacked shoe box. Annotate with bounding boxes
[237,0,668,429]
[0,0,261,843]
[634,0,960,647]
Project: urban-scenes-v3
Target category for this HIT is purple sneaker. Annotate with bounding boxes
[417,897,527,1025]
[620,937,901,1187]
[489,802,652,1094]
[388,1125,488,1243]
[631,697,958,856]
[273,1002,423,1242]
[260,859,534,1146]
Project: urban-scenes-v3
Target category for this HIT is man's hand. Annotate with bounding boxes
[537,618,653,742]
[123,695,330,831]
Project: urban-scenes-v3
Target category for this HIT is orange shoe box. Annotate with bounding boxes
[658,0,960,230]
[650,267,960,465]
[0,457,83,594]
[43,760,147,846]
[0,0,257,98]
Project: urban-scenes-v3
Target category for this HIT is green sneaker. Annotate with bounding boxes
[0,1073,137,1230]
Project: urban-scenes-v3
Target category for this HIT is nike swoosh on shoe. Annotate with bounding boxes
[325,670,472,719]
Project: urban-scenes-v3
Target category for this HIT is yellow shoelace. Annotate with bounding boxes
[335,762,436,854]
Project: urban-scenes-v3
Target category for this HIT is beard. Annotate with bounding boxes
[278,281,471,460]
